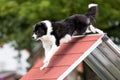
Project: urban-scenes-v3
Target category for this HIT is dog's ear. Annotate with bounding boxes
[40,22,48,30]
[34,22,45,30]
[39,22,45,27]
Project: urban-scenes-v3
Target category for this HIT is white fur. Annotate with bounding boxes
[38,21,60,70]
[60,34,72,45]
[40,35,60,70]
[42,20,53,35]
[88,25,104,34]
[89,25,96,33]
[88,3,98,8]
[85,27,91,33]
[40,34,72,70]
[94,28,104,34]
[32,33,37,40]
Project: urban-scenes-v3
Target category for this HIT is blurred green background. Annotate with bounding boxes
[0,0,120,60]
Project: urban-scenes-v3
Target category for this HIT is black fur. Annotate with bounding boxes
[51,5,98,46]
[33,23,47,38]
[33,4,97,46]
[51,14,90,46]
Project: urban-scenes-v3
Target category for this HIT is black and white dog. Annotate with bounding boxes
[32,3,103,70]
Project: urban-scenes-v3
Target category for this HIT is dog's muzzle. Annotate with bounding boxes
[32,33,37,40]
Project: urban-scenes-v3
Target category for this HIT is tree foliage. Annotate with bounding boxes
[0,0,120,52]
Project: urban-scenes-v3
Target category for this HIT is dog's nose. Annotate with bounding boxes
[32,36,35,40]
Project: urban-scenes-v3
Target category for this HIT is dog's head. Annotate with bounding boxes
[32,20,52,40]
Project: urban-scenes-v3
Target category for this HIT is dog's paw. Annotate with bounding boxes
[40,60,49,70]
[40,65,46,70]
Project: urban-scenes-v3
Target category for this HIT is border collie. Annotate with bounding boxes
[32,3,103,70]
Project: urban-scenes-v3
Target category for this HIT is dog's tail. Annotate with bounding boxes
[86,3,98,23]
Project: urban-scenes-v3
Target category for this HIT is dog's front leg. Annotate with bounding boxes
[40,48,49,70]
[40,44,59,70]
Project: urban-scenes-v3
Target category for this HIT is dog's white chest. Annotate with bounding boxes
[39,35,60,70]
[40,35,56,49]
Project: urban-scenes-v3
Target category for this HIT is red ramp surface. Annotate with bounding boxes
[20,34,103,80]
